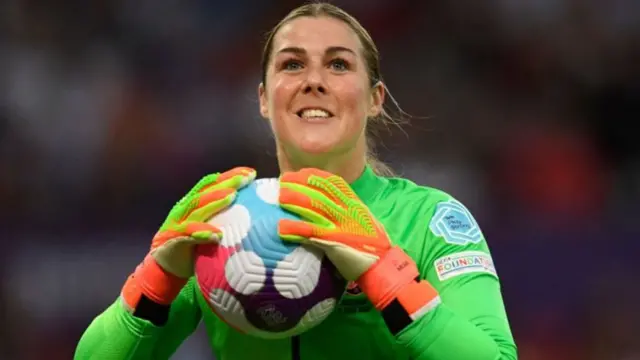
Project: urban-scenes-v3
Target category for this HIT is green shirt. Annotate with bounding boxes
[75,166,517,359]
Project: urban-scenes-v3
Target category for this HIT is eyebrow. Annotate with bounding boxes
[276,46,356,56]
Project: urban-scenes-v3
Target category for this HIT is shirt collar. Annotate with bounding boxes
[350,165,388,204]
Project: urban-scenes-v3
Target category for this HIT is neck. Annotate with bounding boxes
[277,144,366,184]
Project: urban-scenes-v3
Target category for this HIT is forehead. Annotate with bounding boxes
[273,16,362,53]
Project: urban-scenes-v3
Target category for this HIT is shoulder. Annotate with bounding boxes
[379,175,457,210]
[379,175,483,246]
[380,177,496,283]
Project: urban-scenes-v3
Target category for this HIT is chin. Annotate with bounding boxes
[294,138,340,155]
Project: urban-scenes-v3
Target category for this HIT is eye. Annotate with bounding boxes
[329,58,350,72]
[282,59,304,71]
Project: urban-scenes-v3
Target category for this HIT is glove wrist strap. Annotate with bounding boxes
[121,254,187,312]
[357,247,441,334]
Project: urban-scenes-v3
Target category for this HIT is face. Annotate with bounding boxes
[259,16,384,157]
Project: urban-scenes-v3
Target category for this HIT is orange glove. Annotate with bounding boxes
[121,167,256,313]
[278,169,440,324]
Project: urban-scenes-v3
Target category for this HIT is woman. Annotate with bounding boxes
[75,3,517,359]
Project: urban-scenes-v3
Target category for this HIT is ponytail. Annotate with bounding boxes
[365,136,395,177]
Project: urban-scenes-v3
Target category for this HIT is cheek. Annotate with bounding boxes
[267,79,294,128]
[270,78,298,111]
[334,80,369,127]
[267,77,306,143]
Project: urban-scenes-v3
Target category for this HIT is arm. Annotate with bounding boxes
[275,170,516,358]
[75,168,256,359]
[396,275,515,359]
[75,278,202,360]
[393,199,517,359]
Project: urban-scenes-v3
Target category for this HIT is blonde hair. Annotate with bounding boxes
[260,2,407,177]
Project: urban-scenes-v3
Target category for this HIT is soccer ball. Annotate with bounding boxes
[194,178,345,339]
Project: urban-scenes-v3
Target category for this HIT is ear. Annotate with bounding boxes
[368,81,385,118]
[258,82,269,119]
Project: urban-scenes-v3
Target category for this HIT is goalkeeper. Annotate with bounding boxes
[76,2,517,359]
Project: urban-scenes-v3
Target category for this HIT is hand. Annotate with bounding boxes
[151,166,256,278]
[278,168,440,320]
[122,167,256,311]
[277,168,391,282]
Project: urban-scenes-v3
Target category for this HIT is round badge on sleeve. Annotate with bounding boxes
[429,200,482,245]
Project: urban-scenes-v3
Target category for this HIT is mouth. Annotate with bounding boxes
[295,108,335,122]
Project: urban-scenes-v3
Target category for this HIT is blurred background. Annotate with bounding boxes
[1,0,639,359]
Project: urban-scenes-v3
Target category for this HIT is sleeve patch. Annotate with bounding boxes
[429,200,482,245]
[434,251,497,281]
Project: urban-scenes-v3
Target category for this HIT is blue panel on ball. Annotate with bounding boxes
[234,180,300,269]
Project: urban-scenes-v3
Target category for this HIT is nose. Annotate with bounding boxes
[303,83,326,95]
[302,68,327,95]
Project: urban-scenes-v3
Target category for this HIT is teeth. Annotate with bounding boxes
[300,109,330,118]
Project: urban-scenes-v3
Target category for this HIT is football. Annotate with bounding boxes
[194,178,345,339]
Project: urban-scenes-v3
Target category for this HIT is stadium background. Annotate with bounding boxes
[1,0,639,359]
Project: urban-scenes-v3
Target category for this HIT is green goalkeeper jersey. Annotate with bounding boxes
[75,166,517,359]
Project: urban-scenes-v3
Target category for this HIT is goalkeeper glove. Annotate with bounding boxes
[121,167,256,314]
[278,168,440,332]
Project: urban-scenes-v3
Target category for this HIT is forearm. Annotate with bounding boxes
[75,257,182,360]
[76,277,202,360]
[393,274,517,360]
[360,247,516,359]
[397,303,517,360]
[74,300,163,360]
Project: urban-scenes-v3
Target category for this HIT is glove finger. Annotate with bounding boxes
[184,173,224,198]
[279,187,335,226]
[154,221,223,247]
[279,219,331,243]
[279,219,386,256]
[278,220,340,256]
[173,168,251,215]
[314,231,385,255]
[183,221,223,242]
[185,188,236,222]
[280,168,334,184]
[321,175,360,202]
[201,167,256,194]
[183,167,254,199]
[169,173,222,220]
[151,229,183,250]
[280,169,339,204]
[280,182,346,219]
[280,168,359,204]
[216,166,256,185]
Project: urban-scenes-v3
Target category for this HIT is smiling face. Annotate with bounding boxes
[259,15,384,162]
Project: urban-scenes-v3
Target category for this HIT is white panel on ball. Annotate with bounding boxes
[273,246,324,299]
[207,204,252,248]
[224,251,267,295]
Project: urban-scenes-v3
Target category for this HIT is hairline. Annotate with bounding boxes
[262,13,378,87]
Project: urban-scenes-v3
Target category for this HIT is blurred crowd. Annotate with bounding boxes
[1,0,639,359]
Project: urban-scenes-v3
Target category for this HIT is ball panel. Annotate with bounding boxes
[204,287,336,339]
[207,204,251,248]
[255,178,279,205]
[273,246,323,299]
[194,244,236,295]
[224,251,266,296]
[206,289,256,334]
[297,298,337,328]
[232,257,344,334]
[242,216,298,269]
